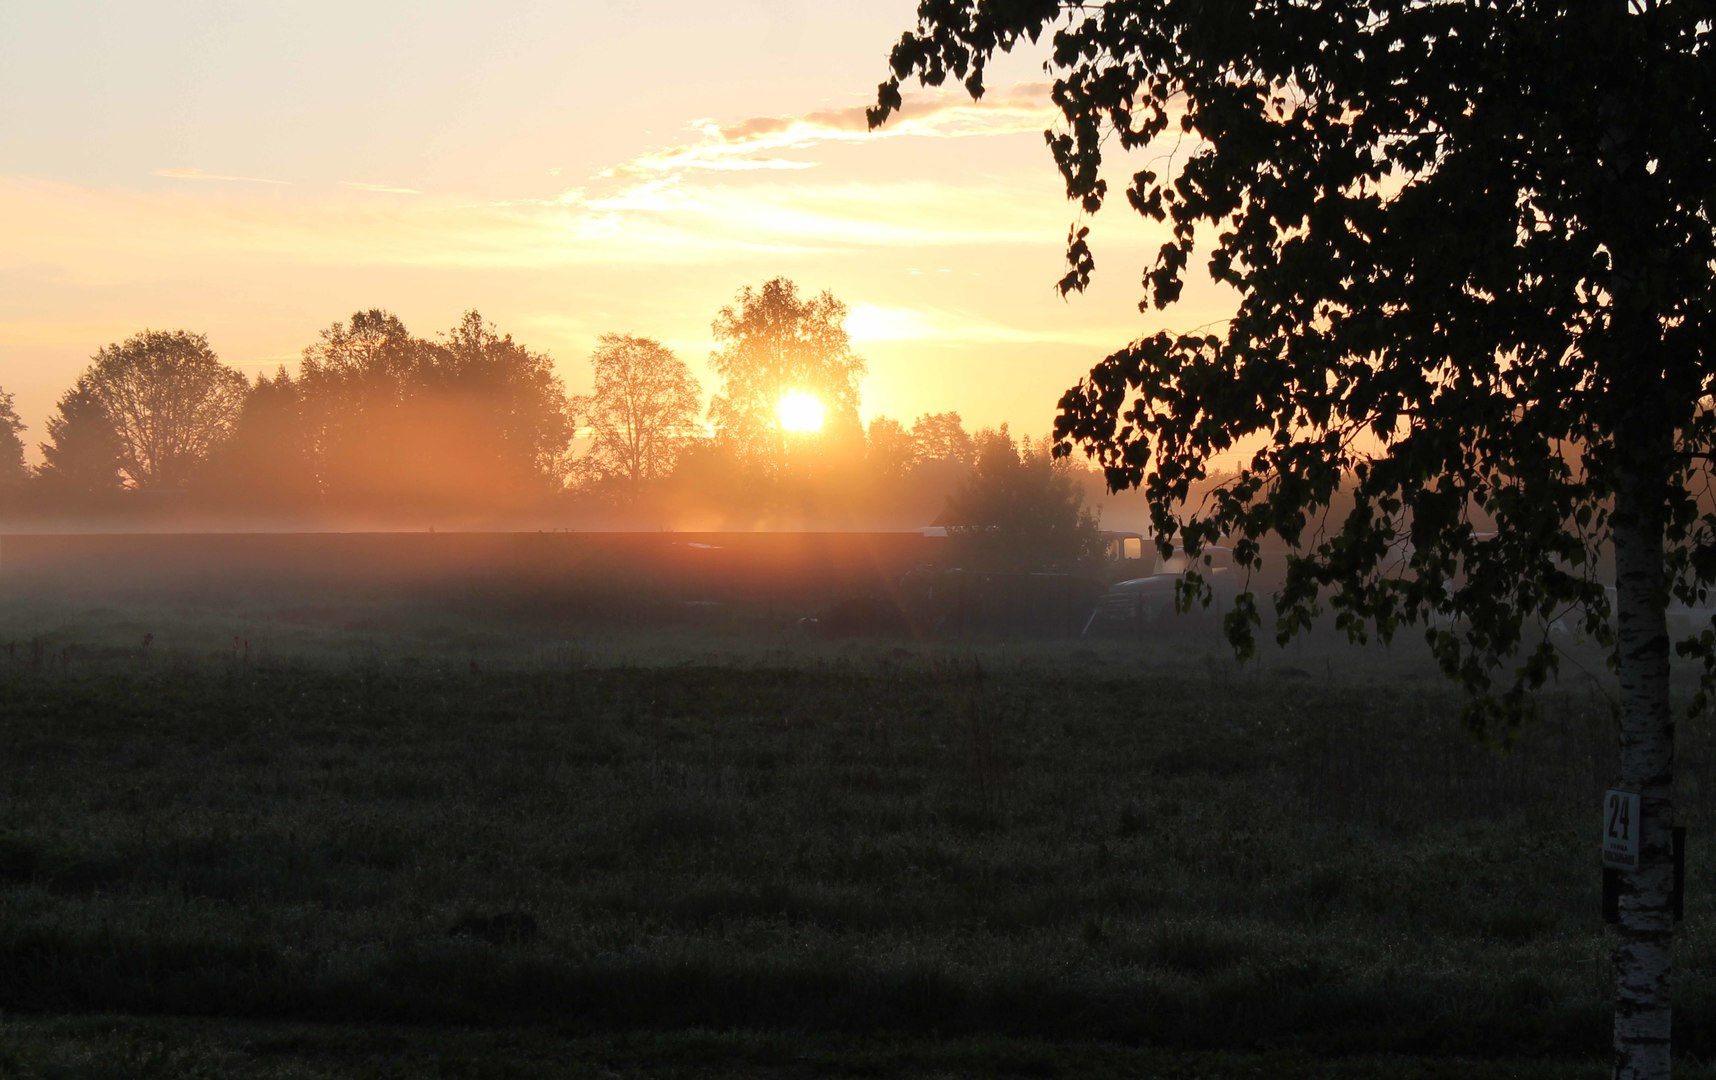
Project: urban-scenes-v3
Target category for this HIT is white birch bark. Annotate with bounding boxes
[1612,460,1676,1080]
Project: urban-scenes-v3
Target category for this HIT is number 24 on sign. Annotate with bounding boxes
[1604,789,1640,872]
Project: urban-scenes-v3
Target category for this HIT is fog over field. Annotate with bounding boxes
[1,533,1710,1080]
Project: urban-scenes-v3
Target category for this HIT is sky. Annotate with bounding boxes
[0,1,1235,464]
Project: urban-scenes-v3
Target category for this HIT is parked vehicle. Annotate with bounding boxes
[863,529,1155,639]
[813,532,1160,638]
[1082,544,1237,637]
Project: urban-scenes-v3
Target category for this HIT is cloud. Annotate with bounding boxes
[341,181,423,195]
[520,82,1079,258]
[601,83,1057,182]
[541,172,1074,260]
[154,167,289,185]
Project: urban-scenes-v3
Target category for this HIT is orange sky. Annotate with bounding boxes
[0,2,1236,464]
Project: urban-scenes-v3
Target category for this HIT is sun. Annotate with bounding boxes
[777,389,826,434]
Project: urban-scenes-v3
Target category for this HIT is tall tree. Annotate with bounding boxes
[874,4,1713,1076]
[80,330,248,489]
[708,277,866,477]
[0,387,27,490]
[36,377,124,499]
[575,333,702,496]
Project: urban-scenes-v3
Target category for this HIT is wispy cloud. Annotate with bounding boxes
[528,83,1074,257]
[600,83,1055,182]
[153,167,289,185]
[341,181,423,195]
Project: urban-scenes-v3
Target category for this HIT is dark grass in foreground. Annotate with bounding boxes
[0,1018,1679,1079]
[1,644,1714,1069]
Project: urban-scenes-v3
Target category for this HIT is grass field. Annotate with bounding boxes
[1,581,1713,1077]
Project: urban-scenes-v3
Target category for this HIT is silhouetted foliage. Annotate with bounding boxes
[708,278,866,479]
[203,367,319,512]
[0,388,26,490]
[76,330,247,490]
[432,311,575,497]
[864,416,916,484]
[910,411,975,468]
[850,413,1010,529]
[297,309,573,512]
[875,3,1714,1073]
[941,426,1101,572]
[575,334,702,497]
[662,439,755,526]
[298,309,434,507]
[37,378,124,501]
[777,420,870,525]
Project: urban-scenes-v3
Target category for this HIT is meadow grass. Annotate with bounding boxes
[0,1018,1662,1079]
[1,586,1713,1076]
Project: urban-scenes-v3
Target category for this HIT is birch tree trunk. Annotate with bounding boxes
[1612,450,1676,1080]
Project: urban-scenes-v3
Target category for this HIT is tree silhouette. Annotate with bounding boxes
[575,334,702,497]
[296,309,572,511]
[874,3,1712,1075]
[79,330,247,490]
[941,426,1102,572]
[203,367,319,512]
[297,309,424,505]
[910,411,975,468]
[37,377,123,500]
[0,387,26,491]
[864,416,916,484]
[708,277,866,478]
[431,310,575,499]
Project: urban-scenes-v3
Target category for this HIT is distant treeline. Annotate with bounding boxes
[0,279,1109,560]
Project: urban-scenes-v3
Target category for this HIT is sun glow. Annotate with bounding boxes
[777,389,826,433]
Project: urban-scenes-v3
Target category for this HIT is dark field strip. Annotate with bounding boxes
[1,655,1713,1066]
[0,1017,1668,1079]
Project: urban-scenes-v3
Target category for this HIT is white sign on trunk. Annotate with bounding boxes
[1603,788,1641,872]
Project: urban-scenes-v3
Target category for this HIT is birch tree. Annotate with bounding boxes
[708,277,866,477]
[873,3,1713,1077]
